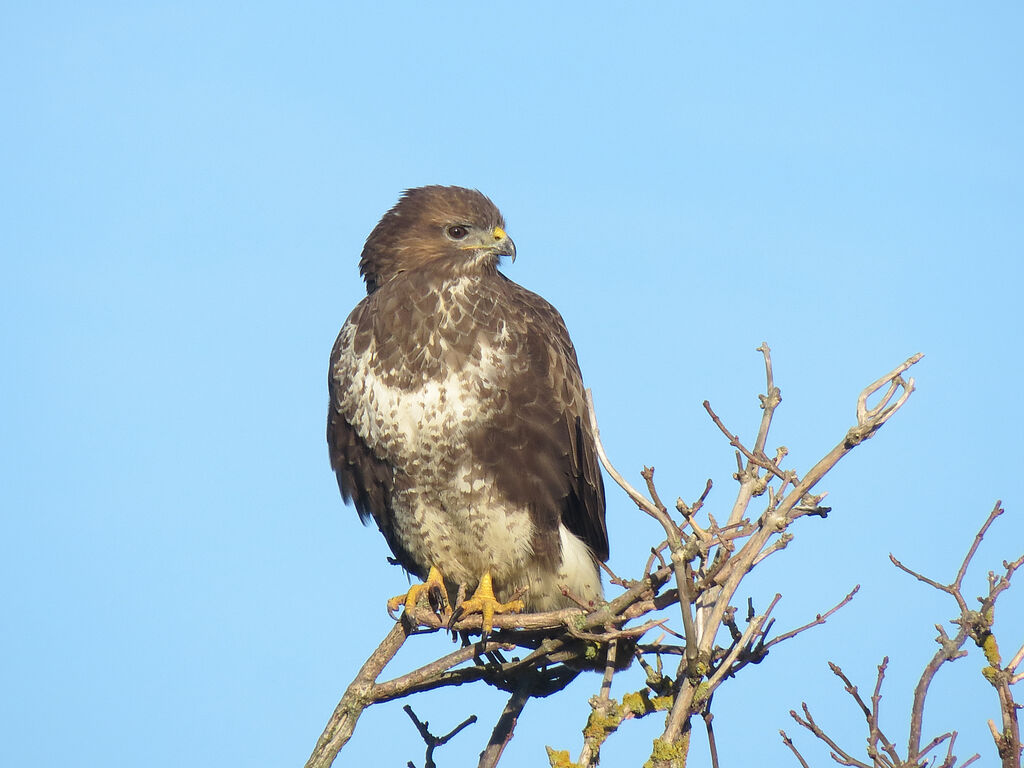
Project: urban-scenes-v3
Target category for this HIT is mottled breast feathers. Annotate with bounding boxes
[327,186,607,610]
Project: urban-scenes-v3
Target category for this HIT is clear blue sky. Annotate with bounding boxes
[2,3,1022,766]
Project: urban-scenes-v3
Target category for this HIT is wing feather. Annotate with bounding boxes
[327,300,421,576]
[469,277,609,563]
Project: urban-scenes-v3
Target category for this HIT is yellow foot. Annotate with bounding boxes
[387,565,451,619]
[458,572,525,635]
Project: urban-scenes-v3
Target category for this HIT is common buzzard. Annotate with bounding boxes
[327,186,608,630]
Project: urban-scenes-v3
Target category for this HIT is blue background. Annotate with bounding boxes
[3,3,1022,766]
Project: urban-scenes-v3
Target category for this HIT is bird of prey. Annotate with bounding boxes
[327,186,608,631]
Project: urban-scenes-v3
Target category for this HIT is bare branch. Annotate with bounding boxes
[1009,640,1024,677]
[853,353,923,440]
[777,353,923,518]
[779,730,812,768]
[585,390,665,522]
[588,390,700,674]
[643,466,669,515]
[955,501,1005,593]
[900,502,1018,764]
[764,585,860,650]
[577,640,619,768]
[704,709,720,768]
[703,399,788,483]
[374,637,515,702]
[786,503,1020,768]
[750,533,793,567]
[676,479,714,523]
[478,677,533,768]
[705,595,781,693]
[889,553,952,594]
[753,342,782,457]
[404,705,477,768]
[789,702,873,768]
[306,621,410,768]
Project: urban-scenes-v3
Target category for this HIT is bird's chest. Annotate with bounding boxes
[336,284,514,471]
[334,290,536,580]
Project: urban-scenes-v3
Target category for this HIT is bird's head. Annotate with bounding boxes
[358,186,516,293]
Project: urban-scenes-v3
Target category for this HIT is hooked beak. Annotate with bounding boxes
[457,225,517,263]
[490,225,516,263]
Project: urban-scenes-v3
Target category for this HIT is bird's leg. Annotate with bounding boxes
[387,565,451,621]
[457,572,525,635]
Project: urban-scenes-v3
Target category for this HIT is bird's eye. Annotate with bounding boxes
[446,225,469,240]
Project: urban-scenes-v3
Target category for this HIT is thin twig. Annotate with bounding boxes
[587,390,700,673]
[779,730,812,768]
[790,703,873,768]
[753,342,781,457]
[705,595,781,693]
[404,705,477,768]
[764,585,860,649]
[704,709,720,768]
[703,399,788,483]
[585,391,666,521]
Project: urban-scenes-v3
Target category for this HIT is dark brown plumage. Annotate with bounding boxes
[327,186,607,614]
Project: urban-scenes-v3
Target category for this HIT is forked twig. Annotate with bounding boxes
[404,705,477,768]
